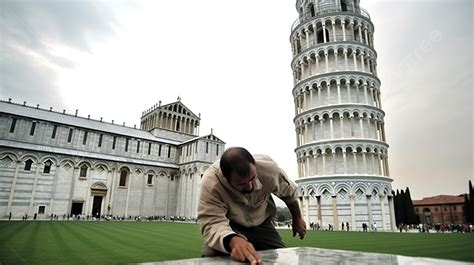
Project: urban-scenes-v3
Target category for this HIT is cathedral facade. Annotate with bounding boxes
[290,0,396,231]
[0,99,225,219]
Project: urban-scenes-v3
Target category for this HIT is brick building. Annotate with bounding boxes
[413,195,466,225]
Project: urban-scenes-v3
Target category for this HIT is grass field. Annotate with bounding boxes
[0,221,473,264]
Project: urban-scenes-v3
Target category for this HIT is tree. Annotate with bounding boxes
[469,180,474,223]
[464,193,470,223]
[404,187,417,224]
[275,206,291,222]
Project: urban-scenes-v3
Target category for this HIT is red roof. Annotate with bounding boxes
[413,195,466,206]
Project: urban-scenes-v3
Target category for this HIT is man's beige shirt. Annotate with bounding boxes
[197,154,299,253]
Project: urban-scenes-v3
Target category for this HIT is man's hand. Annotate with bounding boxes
[229,236,262,265]
[292,217,307,239]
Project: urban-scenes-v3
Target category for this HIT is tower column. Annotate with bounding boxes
[322,152,326,175]
[344,50,349,70]
[367,195,373,226]
[305,29,310,49]
[332,21,336,41]
[353,150,358,174]
[380,194,386,231]
[350,21,355,40]
[342,21,347,41]
[313,22,318,44]
[353,52,358,71]
[388,195,396,231]
[350,194,356,230]
[332,196,338,230]
[340,116,344,138]
[342,150,347,174]
[329,117,334,139]
[322,24,327,43]
[337,82,341,103]
[324,52,329,73]
[364,28,369,46]
[315,55,320,74]
[317,85,322,106]
[304,195,310,228]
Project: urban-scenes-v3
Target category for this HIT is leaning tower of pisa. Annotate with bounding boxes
[290,0,396,231]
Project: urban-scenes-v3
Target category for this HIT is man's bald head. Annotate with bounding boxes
[220,147,255,179]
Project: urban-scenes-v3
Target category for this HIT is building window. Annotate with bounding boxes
[415,208,419,213]
[137,141,140,153]
[43,160,52,174]
[98,134,103,147]
[79,165,88,178]
[119,170,128,187]
[112,136,117,149]
[206,142,209,153]
[38,205,46,214]
[167,146,171,158]
[444,207,447,211]
[148,143,152,155]
[24,159,33,171]
[10,118,17,133]
[216,144,219,155]
[83,131,88,145]
[158,144,162,156]
[30,122,36,136]
[453,206,457,211]
[52,125,57,139]
[195,143,198,153]
[67,128,74,143]
[147,174,153,185]
[125,138,129,152]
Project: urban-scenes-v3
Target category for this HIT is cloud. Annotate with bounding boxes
[0,0,122,107]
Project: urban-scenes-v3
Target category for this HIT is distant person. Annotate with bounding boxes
[9,212,12,221]
[342,222,345,231]
[197,147,306,264]
[346,222,349,231]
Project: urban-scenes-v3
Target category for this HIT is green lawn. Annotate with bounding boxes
[0,221,472,264]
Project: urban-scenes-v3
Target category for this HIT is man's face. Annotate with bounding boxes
[228,164,257,194]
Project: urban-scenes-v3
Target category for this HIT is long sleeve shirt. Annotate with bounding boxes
[197,154,299,253]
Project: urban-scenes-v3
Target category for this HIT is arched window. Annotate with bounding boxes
[147,174,153,185]
[24,159,33,171]
[309,4,315,17]
[317,28,330,44]
[341,0,348,11]
[79,164,88,178]
[119,169,128,187]
[43,160,53,174]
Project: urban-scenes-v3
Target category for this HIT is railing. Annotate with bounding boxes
[291,7,371,31]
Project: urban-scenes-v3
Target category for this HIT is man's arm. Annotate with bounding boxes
[286,200,306,239]
[225,235,262,265]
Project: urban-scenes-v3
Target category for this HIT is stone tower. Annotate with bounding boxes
[290,0,395,231]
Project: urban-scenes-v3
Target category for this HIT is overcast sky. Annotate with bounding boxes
[1,0,472,200]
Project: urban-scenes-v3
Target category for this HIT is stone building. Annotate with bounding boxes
[289,0,395,231]
[0,99,225,219]
[413,195,466,225]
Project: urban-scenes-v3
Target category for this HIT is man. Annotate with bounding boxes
[197,147,306,264]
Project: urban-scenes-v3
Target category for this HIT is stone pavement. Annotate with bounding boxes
[137,247,471,265]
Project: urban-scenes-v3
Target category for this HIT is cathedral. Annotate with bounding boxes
[0,99,225,219]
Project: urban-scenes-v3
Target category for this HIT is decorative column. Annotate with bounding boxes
[350,194,356,230]
[332,195,338,230]
[380,195,386,231]
[6,160,21,216]
[28,162,41,214]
